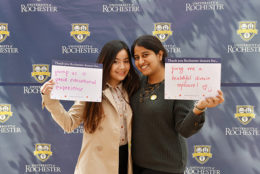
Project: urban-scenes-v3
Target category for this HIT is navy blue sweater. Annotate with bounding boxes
[131,77,205,173]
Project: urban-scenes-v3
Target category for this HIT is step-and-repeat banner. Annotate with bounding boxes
[1,0,260,173]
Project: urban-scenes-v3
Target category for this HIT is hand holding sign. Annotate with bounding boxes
[165,58,221,100]
[40,79,55,96]
[49,60,103,102]
[193,90,225,115]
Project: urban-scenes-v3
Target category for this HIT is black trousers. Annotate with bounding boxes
[119,144,128,174]
[133,163,183,174]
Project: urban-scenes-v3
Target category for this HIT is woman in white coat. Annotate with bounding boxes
[40,40,140,174]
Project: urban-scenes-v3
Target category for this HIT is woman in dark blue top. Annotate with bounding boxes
[130,35,224,174]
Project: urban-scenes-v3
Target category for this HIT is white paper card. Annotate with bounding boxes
[50,60,103,102]
[165,58,221,100]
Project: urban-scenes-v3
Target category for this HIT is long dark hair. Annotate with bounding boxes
[131,35,168,64]
[84,40,140,133]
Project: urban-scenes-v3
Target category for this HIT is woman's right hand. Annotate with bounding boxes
[40,79,55,95]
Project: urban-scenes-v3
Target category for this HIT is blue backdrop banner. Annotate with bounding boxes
[1,0,260,174]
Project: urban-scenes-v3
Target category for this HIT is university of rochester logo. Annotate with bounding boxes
[237,21,258,42]
[0,104,13,123]
[234,105,255,125]
[31,64,51,83]
[102,0,140,13]
[192,145,212,164]
[70,23,90,43]
[152,23,173,42]
[0,23,10,43]
[34,143,53,162]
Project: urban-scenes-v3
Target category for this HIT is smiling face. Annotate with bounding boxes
[133,45,163,77]
[108,49,130,87]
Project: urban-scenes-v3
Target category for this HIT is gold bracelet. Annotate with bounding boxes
[195,101,207,112]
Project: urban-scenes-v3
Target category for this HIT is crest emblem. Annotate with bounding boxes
[34,143,53,162]
[70,23,90,43]
[0,104,13,123]
[152,22,173,42]
[237,21,258,42]
[31,64,51,83]
[234,105,255,125]
[0,23,10,43]
[192,145,212,164]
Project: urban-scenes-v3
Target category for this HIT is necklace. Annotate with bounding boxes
[139,80,164,102]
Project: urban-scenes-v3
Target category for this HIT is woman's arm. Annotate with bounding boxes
[41,79,86,133]
[174,100,205,138]
[174,90,224,138]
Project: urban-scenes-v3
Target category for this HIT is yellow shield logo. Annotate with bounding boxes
[234,105,255,125]
[31,64,51,83]
[34,143,53,162]
[70,23,90,43]
[192,145,212,164]
[237,21,258,42]
[0,23,10,43]
[152,22,173,42]
[0,104,13,123]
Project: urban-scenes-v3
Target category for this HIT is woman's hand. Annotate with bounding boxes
[193,90,224,115]
[40,79,55,96]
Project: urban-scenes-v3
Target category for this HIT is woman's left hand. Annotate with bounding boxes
[193,90,224,115]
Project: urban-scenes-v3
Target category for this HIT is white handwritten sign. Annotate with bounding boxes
[165,58,221,100]
[50,60,103,102]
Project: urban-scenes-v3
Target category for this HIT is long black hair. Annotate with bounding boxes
[84,40,140,133]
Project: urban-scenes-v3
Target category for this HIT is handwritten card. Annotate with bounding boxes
[50,60,103,102]
[165,58,221,100]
